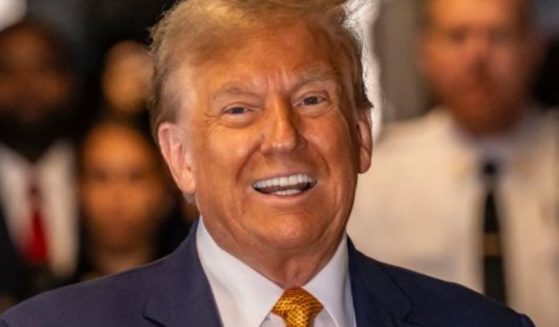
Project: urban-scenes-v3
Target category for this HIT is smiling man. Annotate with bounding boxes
[1,0,535,326]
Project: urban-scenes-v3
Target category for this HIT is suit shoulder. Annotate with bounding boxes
[1,259,164,327]
[375,259,534,326]
[350,249,533,327]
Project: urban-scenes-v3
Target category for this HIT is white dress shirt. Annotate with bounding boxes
[348,108,559,327]
[196,218,356,327]
[0,141,78,278]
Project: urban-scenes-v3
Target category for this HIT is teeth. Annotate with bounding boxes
[253,174,315,189]
[253,174,316,196]
[275,189,301,196]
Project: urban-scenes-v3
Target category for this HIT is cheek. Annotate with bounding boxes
[492,49,517,72]
[81,185,108,217]
[425,51,459,85]
[191,127,260,215]
[307,113,361,181]
[195,126,258,179]
[127,188,161,218]
[82,189,116,233]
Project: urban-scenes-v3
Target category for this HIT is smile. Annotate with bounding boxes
[252,174,317,196]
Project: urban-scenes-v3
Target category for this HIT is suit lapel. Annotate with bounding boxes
[143,226,425,327]
[348,240,423,327]
[143,220,222,327]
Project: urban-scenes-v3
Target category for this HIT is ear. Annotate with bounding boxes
[158,122,196,194]
[356,108,373,173]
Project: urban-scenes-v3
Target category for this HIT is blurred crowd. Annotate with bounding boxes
[0,0,558,326]
[0,3,193,313]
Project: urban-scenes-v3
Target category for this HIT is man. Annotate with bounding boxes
[348,0,559,326]
[1,0,534,326]
[0,19,82,307]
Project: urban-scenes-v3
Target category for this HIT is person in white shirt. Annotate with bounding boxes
[0,19,81,307]
[348,0,559,326]
[1,1,536,326]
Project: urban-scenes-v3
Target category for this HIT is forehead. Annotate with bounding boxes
[0,29,60,68]
[85,126,154,160]
[219,27,332,76]
[169,23,341,103]
[428,0,524,29]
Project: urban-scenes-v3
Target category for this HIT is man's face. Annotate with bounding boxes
[0,27,75,161]
[0,28,71,123]
[81,125,166,251]
[420,0,540,135]
[160,24,371,261]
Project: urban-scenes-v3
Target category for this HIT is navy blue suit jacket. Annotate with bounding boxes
[1,223,534,327]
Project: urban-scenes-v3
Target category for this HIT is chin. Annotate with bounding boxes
[255,220,326,251]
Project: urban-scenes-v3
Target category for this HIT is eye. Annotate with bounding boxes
[489,29,515,44]
[302,95,324,106]
[224,106,249,115]
[294,90,334,117]
[218,103,260,128]
[86,170,109,184]
[445,28,467,45]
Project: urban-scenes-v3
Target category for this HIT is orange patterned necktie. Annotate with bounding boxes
[272,288,323,327]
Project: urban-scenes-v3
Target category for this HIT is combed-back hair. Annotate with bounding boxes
[149,0,371,142]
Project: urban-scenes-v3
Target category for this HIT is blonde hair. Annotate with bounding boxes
[149,0,371,142]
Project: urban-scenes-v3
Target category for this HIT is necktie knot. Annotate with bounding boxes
[272,288,323,327]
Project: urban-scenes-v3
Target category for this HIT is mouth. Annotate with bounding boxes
[252,173,317,196]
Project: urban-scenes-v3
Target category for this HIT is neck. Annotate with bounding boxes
[453,108,529,139]
[216,231,341,289]
[445,99,532,139]
[89,241,155,275]
[254,242,339,288]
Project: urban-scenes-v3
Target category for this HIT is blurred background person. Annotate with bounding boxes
[0,18,85,308]
[0,0,188,314]
[94,40,199,226]
[348,0,559,326]
[73,119,190,282]
[99,41,153,122]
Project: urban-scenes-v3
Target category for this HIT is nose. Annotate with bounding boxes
[260,97,303,154]
[465,33,492,65]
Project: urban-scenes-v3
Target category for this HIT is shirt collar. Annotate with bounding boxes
[305,235,354,327]
[196,217,353,327]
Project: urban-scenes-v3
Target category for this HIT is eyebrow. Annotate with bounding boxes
[211,64,339,102]
[292,65,339,90]
[212,84,260,101]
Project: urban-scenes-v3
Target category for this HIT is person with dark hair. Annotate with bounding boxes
[2,1,534,326]
[72,119,189,283]
[100,41,153,121]
[0,18,83,309]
